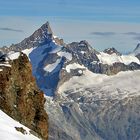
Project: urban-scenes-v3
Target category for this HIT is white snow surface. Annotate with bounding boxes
[49,45,62,54]
[8,52,20,60]
[28,44,49,75]
[53,35,58,39]
[78,70,83,74]
[57,51,72,61]
[7,48,34,61]
[97,52,140,65]
[44,59,61,72]
[22,48,34,58]
[0,63,11,67]
[59,69,107,93]
[66,63,85,73]
[59,70,140,100]
[0,110,39,140]
[80,51,85,54]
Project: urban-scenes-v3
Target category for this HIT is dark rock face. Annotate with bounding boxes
[15,127,27,135]
[65,40,99,67]
[89,62,140,75]
[0,50,4,56]
[15,22,53,50]
[0,53,48,140]
[64,41,140,75]
[67,40,99,56]
[54,37,65,46]
[1,22,53,53]
[103,47,121,55]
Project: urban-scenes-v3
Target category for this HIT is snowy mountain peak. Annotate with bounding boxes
[15,21,53,49]
[78,40,91,47]
[103,47,121,55]
[133,43,140,56]
[66,40,98,54]
[1,21,55,52]
[40,21,53,34]
[26,21,53,44]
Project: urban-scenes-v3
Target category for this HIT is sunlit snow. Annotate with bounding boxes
[97,52,140,65]
[0,110,39,140]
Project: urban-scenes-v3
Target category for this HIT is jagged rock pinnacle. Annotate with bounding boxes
[104,47,121,55]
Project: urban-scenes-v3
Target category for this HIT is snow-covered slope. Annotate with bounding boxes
[97,52,140,65]
[59,70,140,100]
[0,110,39,140]
[28,42,72,96]
[45,70,140,140]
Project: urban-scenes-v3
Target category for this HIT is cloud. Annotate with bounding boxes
[123,32,140,36]
[0,28,23,33]
[124,32,140,40]
[90,32,116,36]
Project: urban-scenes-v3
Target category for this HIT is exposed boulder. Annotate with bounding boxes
[15,127,28,135]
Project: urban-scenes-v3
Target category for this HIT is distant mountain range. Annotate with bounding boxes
[0,22,140,140]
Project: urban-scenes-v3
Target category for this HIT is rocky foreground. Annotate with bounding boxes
[0,53,48,140]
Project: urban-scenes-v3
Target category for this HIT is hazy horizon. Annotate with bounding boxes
[0,0,140,53]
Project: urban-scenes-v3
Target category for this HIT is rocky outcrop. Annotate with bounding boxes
[65,41,140,75]
[54,37,65,46]
[88,62,140,75]
[103,47,121,55]
[0,53,48,140]
[65,40,99,67]
[1,22,53,53]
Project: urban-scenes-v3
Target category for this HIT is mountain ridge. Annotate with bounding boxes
[0,21,140,140]
[1,21,139,96]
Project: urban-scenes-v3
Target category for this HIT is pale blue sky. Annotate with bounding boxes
[0,0,140,52]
